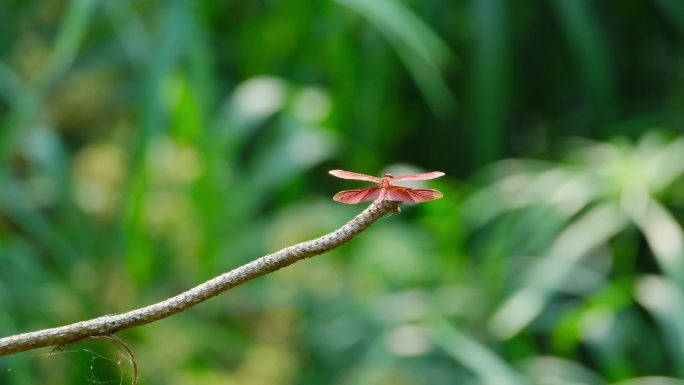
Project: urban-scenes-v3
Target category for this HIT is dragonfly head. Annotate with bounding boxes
[383,173,394,179]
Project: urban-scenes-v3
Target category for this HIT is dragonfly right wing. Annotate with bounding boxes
[386,187,443,203]
[392,171,445,181]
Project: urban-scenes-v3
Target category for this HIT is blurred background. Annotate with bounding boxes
[2,1,684,384]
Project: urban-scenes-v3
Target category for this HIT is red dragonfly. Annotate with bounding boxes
[329,169,445,204]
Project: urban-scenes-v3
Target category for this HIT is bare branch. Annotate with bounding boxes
[0,200,400,356]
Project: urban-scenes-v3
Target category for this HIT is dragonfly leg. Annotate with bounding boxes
[374,188,388,203]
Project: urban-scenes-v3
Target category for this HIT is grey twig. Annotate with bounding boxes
[0,200,400,356]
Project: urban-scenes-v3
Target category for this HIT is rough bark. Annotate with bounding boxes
[0,200,399,356]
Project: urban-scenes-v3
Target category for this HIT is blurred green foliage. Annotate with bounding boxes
[1,1,684,384]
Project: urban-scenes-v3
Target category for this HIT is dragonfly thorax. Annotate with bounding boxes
[380,174,394,188]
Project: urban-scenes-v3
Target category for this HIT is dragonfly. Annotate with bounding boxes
[329,169,445,204]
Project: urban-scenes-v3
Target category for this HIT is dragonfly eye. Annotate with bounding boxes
[384,173,394,178]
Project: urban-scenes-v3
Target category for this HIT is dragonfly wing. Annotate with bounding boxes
[333,187,382,204]
[387,187,443,203]
[392,171,445,181]
[329,169,382,183]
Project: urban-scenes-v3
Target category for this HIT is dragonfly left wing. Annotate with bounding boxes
[329,170,382,183]
[333,187,382,204]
